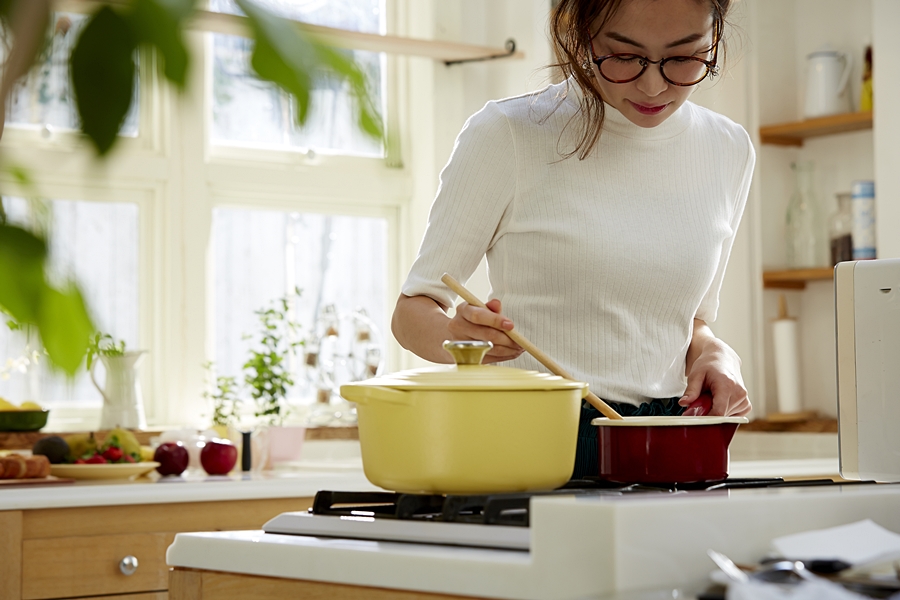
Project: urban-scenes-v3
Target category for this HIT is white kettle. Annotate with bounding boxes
[804,45,853,118]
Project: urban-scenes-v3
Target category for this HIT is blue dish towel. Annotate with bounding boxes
[572,397,686,480]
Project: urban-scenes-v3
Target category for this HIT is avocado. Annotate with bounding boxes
[33,436,70,464]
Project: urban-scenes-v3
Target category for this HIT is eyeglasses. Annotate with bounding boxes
[590,42,719,87]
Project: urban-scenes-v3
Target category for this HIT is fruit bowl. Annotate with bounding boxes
[0,410,49,432]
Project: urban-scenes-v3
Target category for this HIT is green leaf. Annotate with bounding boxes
[235,0,313,124]
[128,0,192,88]
[38,285,93,375]
[234,0,382,140]
[153,0,196,21]
[0,224,47,323]
[70,6,137,155]
[314,44,383,140]
[0,223,95,375]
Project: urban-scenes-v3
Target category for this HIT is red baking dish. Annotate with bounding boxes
[591,415,748,483]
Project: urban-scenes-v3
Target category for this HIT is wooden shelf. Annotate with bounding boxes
[741,417,837,433]
[759,111,873,146]
[763,267,834,289]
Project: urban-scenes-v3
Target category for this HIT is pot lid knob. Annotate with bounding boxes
[442,340,492,366]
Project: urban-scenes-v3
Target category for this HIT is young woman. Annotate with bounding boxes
[391,0,755,478]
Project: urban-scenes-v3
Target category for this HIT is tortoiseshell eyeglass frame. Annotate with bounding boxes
[588,33,720,87]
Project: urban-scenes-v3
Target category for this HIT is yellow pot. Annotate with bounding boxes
[340,341,588,494]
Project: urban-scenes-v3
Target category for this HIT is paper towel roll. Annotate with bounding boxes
[773,317,803,414]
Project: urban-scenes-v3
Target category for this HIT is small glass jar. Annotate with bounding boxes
[829,192,853,265]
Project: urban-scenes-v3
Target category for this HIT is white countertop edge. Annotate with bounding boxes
[165,530,573,600]
[0,470,379,510]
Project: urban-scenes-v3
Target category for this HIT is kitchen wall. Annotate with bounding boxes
[756,0,875,417]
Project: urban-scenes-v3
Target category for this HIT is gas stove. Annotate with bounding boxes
[263,478,872,551]
[171,479,900,600]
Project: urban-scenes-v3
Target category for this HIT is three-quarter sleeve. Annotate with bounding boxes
[401,101,517,308]
[695,129,756,323]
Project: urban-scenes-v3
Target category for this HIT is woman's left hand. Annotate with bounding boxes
[678,335,751,417]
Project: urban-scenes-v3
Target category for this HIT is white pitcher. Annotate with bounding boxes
[91,351,148,430]
[804,45,853,118]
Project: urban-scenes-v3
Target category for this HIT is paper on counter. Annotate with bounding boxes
[772,519,900,566]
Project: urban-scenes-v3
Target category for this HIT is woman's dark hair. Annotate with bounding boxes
[549,0,731,159]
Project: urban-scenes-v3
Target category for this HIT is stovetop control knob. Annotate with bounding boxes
[119,555,139,576]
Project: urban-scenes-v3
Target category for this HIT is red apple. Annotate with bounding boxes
[200,438,238,475]
[154,442,189,476]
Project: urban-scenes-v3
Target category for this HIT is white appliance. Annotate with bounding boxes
[836,258,900,481]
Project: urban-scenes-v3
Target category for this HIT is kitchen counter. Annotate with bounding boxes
[0,467,377,511]
[168,483,900,600]
[0,435,841,511]
[0,443,378,600]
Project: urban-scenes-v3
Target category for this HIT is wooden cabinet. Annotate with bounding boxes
[169,568,482,600]
[1,497,312,600]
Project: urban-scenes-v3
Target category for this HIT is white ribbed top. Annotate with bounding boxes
[402,80,755,406]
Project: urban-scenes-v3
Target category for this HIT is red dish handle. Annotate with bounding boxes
[682,393,713,417]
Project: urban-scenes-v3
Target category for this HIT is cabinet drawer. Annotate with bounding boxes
[22,532,174,600]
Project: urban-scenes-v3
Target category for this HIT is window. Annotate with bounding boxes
[210,0,385,156]
[5,13,139,136]
[212,208,388,403]
[0,196,139,409]
[0,0,403,430]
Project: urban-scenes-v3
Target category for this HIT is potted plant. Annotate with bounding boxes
[243,292,304,427]
[202,292,307,469]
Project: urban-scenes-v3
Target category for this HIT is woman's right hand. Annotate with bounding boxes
[447,299,524,363]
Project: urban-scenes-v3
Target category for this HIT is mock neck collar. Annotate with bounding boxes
[563,79,694,141]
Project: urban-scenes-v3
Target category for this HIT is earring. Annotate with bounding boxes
[581,58,594,77]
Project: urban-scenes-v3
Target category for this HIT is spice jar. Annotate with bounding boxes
[829,192,853,265]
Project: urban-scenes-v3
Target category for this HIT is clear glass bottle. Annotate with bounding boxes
[785,161,825,268]
[829,192,853,265]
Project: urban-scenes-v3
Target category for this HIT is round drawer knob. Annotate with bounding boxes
[119,555,139,576]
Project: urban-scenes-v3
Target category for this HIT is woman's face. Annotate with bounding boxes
[589,0,715,128]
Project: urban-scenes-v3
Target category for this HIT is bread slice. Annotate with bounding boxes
[25,455,50,478]
[0,454,27,479]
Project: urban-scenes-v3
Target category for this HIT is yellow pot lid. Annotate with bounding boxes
[349,340,588,392]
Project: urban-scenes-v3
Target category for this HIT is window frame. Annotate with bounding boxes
[0,1,412,430]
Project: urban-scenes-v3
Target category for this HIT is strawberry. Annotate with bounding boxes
[102,447,123,462]
[123,454,136,463]
[74,458,87,464]
[85,454,107,464]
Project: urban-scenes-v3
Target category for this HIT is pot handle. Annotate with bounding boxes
[339,385,414,407]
